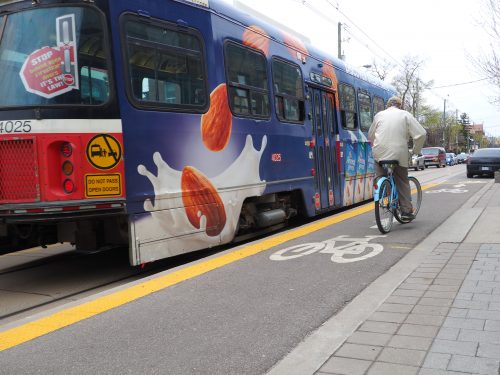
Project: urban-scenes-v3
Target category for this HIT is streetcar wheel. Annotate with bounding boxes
[375,179,393,234]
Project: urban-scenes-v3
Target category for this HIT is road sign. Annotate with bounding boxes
[19,46,77,98]
[86,134,122,170]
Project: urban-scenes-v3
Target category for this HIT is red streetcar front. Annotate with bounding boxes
[0,1,127,252]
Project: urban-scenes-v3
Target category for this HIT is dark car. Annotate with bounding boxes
[421,147,446,168]
[466,148,500,178]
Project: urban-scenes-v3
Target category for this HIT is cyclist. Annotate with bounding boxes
[368,96,426,220]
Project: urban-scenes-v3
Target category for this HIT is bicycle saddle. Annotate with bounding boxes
[378,160,399,167]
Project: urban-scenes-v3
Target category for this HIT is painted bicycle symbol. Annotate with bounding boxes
[270,235,386,263]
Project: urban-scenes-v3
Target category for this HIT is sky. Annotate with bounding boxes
[220,0,500,137]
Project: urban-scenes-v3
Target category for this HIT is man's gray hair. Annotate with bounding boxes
[387,96,402,108]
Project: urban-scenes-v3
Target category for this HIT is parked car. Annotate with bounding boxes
[456,153,469,164]
[466,148,500,178]
[446,153,457,166]
[409,153,425,171]
[421,147,446,168]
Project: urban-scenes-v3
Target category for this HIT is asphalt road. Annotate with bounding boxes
[0,165,487,375]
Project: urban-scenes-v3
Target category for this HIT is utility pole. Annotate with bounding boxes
[337,22,342,59]
[442,98,446,148]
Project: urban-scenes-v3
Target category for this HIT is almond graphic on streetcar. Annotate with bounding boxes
[201,84,232,152]
[243,25,269,56]
[282,32,308,61]
[181,166,227,237]
[322,61,340,108]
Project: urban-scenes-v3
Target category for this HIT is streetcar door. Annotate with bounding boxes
[309,87,339,210]
[326,92,342,207]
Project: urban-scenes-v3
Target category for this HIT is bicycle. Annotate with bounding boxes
[373,160,422,234]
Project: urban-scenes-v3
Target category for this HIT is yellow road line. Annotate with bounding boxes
[0,182,439,351]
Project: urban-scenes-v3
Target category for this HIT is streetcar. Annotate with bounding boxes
[0,0,395,265]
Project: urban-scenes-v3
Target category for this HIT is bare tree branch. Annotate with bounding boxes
[471,0,500,105]
[390,55,432,117]
[368,59,394,81]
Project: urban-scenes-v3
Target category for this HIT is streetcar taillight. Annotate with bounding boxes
[62,160,74,175]
[63,179,75,194]
[61,142,73,157]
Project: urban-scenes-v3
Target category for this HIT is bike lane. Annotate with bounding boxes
[0,176,489,375]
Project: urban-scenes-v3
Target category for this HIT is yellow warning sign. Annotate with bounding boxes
[86,134,122,170]
[85,174,122,197]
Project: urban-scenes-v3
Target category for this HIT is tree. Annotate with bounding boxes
[418,104,442,146]
[458,113,471,151]
[391,55,433,117]
[367,59,394,81]
[474,0,500,105]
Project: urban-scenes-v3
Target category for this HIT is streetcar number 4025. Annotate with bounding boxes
[0,120,32,133]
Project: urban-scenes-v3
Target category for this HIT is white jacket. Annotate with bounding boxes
[368,107,427,168]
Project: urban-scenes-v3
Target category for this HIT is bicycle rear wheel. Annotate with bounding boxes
[394,176,422,223]
[375,179,394,233]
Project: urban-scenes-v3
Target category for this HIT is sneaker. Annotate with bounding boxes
[400,211,415,220]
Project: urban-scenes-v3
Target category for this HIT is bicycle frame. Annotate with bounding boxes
[373,175,399,210]
[373,163,422,234]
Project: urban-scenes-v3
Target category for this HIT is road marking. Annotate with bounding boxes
[370,218,396,229]
[426,188,468,194]
[0,182,439,351]
[270,235,385,263]
[457,180,488,184]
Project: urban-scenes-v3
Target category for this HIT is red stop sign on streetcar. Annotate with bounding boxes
[19,46,75,98]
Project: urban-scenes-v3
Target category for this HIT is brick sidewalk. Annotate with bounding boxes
[317,242,500,375]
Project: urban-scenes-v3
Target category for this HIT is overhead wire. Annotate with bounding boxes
[433,78,490,89]
[285,0,495,131]
[321,0,405,68]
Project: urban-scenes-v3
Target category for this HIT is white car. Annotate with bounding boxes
[410,153,425,171]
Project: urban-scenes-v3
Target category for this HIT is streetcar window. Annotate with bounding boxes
[224,42,269,118]
[81,66,109,104]
[327,94,338,135]
[314,92,321,135]
[338,84,357,130]
[0,7,110,107]
[272,58,304,123]
[123,16,207,111]
[373,96,385,114]
[357,92,372,131]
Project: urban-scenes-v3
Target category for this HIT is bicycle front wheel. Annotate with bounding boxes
[394,176,422,223]
[375,179,394,234]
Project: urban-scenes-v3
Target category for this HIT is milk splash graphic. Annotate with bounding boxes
[137,135,268,250]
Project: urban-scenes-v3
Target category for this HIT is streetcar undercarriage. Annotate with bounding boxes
[0,191,303,258]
